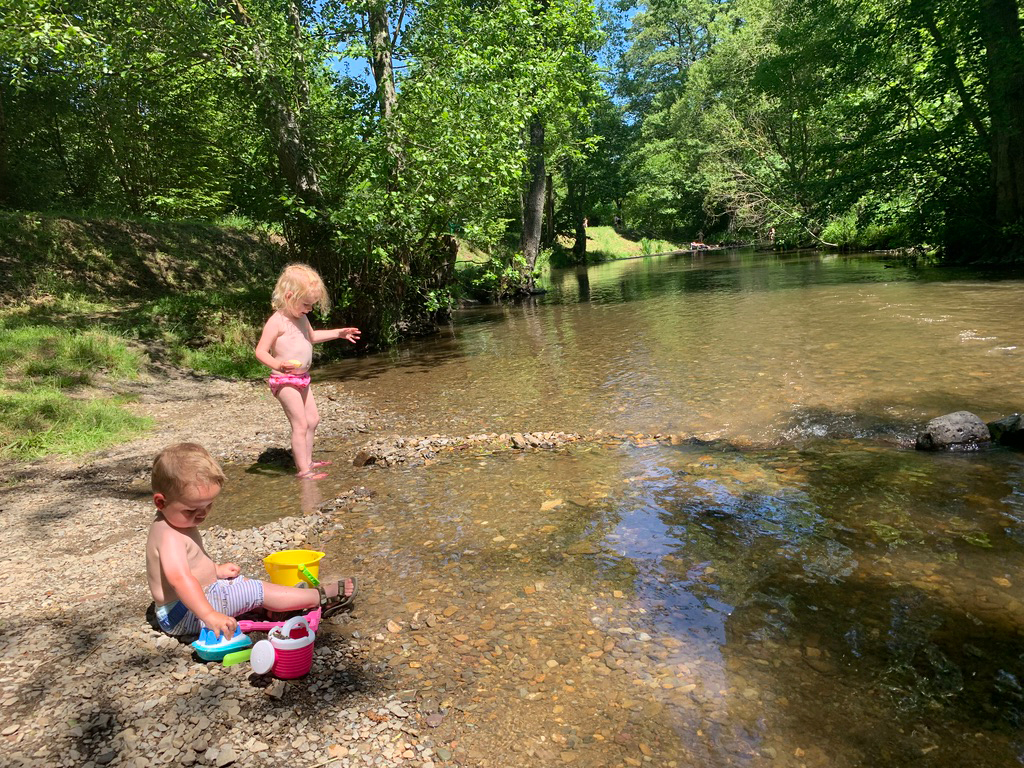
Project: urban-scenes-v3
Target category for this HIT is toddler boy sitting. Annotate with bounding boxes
[146,442,357,638]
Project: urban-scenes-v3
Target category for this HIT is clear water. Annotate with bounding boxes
[222,250,1024,767]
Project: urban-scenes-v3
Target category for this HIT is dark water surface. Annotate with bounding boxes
[224,250,1024,767]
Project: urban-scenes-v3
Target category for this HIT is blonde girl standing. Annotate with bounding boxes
[255,264,360,479]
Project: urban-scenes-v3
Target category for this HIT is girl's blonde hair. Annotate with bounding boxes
[152,442,226,500]
[271,263,330,314]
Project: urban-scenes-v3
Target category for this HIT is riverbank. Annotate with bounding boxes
[0,351,750,768]
[0,367,445,767]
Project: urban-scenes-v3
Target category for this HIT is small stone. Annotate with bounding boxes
[216,746,237,766]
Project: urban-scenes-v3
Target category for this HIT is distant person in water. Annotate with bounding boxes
[255,263,360,479]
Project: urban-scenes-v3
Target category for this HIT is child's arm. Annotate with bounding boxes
[311,326,361,344]
[255,315,295,371]
[159,539,237,639]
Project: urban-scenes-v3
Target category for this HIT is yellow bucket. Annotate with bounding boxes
[263,549,326,587]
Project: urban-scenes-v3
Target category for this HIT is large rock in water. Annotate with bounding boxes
[987,413,1024,448]
[915,411,991,451]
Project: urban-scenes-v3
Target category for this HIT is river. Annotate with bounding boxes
[225,249,1024,768]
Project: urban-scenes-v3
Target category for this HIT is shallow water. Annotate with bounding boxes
[221,250,1024,766]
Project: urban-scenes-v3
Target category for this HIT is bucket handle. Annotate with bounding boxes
[298,563,321,588]
[279,615,311,639]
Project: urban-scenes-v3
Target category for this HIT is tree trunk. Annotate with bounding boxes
[565,172,587,263]
[978,0,1024,253]
[367,2,398,121]
[0,85,9,207]
[543,173,555,246]
[223,0,332,268]
[520,117,546,290]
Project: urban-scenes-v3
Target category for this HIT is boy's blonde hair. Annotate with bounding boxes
[271,263,330,314]
[152,443,226,499]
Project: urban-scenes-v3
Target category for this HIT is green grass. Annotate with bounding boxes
[550,226,690,266]
[124,289,271,378]
[0,387,151,459]
[0,320,145,386]
[0,212,295,460]
[0,317,151,459]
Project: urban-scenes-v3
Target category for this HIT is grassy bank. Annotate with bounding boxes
[550,226,691,266]
[0,314,151,459]
[0,212,288,459]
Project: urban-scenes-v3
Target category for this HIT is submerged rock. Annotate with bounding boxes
[987,413,1024,448]
[915,411,990,451]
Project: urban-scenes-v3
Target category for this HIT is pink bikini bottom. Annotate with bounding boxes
[268,372,311,396]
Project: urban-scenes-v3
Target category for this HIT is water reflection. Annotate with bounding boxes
[227,251,1024,766]
[322,252,1024,446]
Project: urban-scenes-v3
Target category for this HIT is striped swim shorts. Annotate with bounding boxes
[155,576,265,636]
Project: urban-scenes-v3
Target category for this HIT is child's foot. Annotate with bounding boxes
[310,460,332,469]
[318,577,359,617]
[296,469,328,480]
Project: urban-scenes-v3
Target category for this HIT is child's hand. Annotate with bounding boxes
[338,327,361,343]
[278,359,302,372]
[217,562,241,579]
[203,611,238,641]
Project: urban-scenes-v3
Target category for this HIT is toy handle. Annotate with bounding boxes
[298,564,321,588]
[280,615,311,639]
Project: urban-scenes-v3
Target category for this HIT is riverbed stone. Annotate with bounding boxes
[915,411,990,450]
[987,413,1024,448]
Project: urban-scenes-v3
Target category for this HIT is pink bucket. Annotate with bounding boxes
[251,616,315,679]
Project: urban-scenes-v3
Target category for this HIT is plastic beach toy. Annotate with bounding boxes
[191,626,252,662]
[264,549,325,587]
[222,648,252,667]
[250,615,316,679]
[237,606,322,634]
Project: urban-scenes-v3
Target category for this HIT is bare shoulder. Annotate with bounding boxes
[264,311,287,333]
[147,516,189,552]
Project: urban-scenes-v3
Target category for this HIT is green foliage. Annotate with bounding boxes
[456,251,535,301]
[612,0,1022,257]
[125,288,270,377]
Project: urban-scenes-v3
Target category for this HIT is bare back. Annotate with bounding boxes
[146,515,218,605]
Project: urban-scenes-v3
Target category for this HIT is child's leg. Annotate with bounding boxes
[275,385,313,473]
[261,582,320,612]
[261,578,357,612]
[304,387,321,465]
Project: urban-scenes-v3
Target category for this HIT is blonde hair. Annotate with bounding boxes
[271,263,330,314]
[152,443,226,499]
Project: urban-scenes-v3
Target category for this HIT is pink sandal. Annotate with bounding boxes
[310,460,333,469]
[296,469,328,480]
